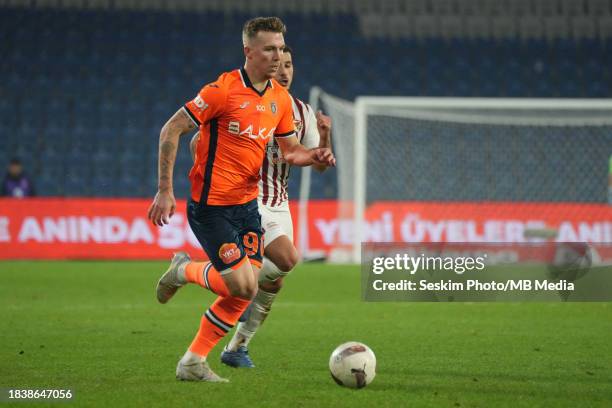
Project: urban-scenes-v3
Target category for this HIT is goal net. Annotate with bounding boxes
[299,88,612,263]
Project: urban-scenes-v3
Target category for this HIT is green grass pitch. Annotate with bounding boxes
[1,261,611,407]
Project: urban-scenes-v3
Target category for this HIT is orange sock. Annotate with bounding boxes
[188,295,251,357]
[184,262,230,297]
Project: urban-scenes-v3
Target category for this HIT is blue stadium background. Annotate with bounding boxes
[1,1,611,201]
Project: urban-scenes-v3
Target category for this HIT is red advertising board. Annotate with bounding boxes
[0,198,610,260]
[0,198,196,259]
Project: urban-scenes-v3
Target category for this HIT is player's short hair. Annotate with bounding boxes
[242,16,286,46]
[283,44,293,56]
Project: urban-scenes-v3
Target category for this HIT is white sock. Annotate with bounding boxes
[258,258,284,283]
[180,350,206,365]
[227,289,277,351]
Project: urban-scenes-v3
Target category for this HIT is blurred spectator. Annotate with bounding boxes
[2,158,36,198]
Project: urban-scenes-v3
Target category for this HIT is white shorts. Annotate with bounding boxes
[258,200,293,248]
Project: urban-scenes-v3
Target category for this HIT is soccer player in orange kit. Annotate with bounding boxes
[147,17,335,382]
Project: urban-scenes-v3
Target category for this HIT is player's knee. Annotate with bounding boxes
[227,276,258,300]
[275,249,298,273]
[245,280,259,299]
[260,277,283,293]
[229,283,257,300]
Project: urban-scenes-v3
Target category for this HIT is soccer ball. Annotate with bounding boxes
[329,341,376,389]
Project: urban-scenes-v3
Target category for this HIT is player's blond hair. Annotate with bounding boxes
[242,17,286,46]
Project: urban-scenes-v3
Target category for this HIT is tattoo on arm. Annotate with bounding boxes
[179,109,197,131]
[157,108,195,192]
[158,140,176,192]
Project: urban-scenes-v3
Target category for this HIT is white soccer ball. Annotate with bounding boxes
[329,341,376,389]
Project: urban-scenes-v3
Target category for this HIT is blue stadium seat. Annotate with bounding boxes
[1,7,610,199]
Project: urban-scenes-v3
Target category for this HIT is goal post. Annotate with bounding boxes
[301,88,612,263]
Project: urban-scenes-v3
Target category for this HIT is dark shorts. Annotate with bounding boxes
[187,198,264,272]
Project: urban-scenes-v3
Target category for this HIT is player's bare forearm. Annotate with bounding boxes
[158,137,176,193]
[313,110,333,172]
[147,108,195,226]
[278,136,335,168]
[284,144,316,166]
[313,132,332,172]
[318,130,331,149]
[157,108,196,193]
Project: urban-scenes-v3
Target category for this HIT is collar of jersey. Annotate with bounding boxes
[240,67,273,97]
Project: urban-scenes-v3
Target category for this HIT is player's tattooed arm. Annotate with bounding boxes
[147,108,195,227]
[158,140,175,193]
[157,108,196,193]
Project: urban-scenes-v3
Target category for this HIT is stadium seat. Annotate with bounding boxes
[560,0,587,16]
[464,16,490,39]
[439,16,464,39]
[491,16,517,39]
[587,0,611,15]
[519,16,545,39]
[413,15,439,38]
[1,6,611,199]
[508,0,534,16]
[571,16,597,39]
[535,0,560,16]
[599,16,612,38]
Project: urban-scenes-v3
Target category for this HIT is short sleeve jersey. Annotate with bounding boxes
[259,96,320,207]
[184,68,295,206]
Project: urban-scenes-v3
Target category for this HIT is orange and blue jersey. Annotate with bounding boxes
[184,68,295,206]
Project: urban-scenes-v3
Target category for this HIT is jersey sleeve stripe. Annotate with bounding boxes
[274,130,295,138]
[199,118,219,205]
[294,97,306,143]
[261,154,270,205]
[271,148,279,207]
[279,162,288,204]
[183,105,201,127]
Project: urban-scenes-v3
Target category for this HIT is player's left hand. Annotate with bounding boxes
[313,147,336,167]
[316,110,331,134]
[147,190,176,227]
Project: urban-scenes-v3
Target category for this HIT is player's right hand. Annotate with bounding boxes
[147,190,176,227]
[313,147,336,167]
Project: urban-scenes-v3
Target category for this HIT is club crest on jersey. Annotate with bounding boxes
[219,243,241,264]
[193,95,208,111]
[228,121,240,134]
[267,144,279,155]
[270,102,277,114]
[267,144,286,164]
